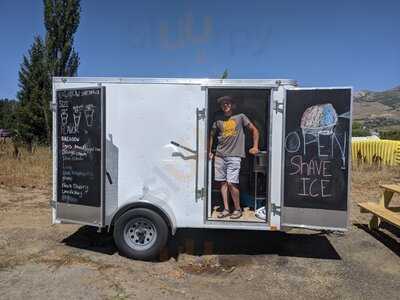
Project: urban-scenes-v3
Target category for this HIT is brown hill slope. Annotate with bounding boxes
[353,87,400,131]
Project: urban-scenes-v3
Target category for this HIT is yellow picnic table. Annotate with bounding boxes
[358,184,400,230]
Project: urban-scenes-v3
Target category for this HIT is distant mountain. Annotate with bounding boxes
[353,85,400,131]
[389,85,400,92]
[354,87,400,109]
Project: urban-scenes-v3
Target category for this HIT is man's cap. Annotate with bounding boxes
[217,95,234,105]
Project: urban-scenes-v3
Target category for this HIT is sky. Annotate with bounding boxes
[0,0,399,99]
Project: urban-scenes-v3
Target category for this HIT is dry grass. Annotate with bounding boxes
[351,164,400,205]
[352,164,400,186]
[0,141,51,189]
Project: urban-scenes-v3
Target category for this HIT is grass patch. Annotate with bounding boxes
[352,164,400,186]
[351,164,400,205]
[0,141,51,189]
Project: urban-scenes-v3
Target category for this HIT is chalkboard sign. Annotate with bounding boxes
[57,87,105,207]
[283,89,351,211]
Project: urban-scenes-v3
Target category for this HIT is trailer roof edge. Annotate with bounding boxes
[52,77,297,87]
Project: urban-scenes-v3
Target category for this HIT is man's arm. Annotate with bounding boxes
[246,122,259,155]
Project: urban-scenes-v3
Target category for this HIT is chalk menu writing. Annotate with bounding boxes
[57,88,104,207]
[283,89,351,211]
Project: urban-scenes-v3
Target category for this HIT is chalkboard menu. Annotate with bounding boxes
[283,89,351,211]
[57,87,105,207]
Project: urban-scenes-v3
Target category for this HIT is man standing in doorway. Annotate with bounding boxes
[209,96,259,219]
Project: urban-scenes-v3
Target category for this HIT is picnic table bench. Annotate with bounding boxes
[358,184,400,230]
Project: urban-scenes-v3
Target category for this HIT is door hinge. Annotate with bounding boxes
[50,102,57,112]
[273,101,284,114]
[271,203,281,216]
[197,108,206,120]
[49,200,56,208]
[196,187,205,200]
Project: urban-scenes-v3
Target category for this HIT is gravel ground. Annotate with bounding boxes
[0,185,399,300]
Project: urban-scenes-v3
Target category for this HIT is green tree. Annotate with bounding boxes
[379,130,400,140]
[44,0,80,77]
[352,121,369,137]
[16,36,48,150]
[15,0,81,147]
[0,99,18,129]
[221,68,229,79]
[42,0,81,144]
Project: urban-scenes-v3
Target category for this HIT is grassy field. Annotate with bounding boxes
[0,141,51,189]
[352,164,400,188]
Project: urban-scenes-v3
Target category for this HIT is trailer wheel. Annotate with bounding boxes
[113,208,168,260]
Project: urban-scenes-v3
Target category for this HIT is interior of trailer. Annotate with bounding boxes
[207,88,270,223]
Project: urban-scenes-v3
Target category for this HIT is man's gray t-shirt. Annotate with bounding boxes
[212,113,250,158]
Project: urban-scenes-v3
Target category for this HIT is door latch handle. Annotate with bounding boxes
[170,141,197,154]
[106,171,113,184]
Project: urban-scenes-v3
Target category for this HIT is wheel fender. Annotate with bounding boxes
[110,194,177,235]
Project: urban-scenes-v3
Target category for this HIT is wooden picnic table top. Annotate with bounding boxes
[379,184,400,194]
[358,202,400,228]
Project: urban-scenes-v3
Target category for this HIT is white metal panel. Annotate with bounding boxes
[52,82,58,224]
[104,83,206,227]
[268,85,286,229]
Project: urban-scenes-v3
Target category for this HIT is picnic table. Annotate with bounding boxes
[358,184,400,230]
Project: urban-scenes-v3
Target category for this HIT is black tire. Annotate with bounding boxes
[113,208,168,260]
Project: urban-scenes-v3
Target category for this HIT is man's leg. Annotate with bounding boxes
[214,156,230,216]
[226,157,242,218]
[220,182,229,211]
[228,183,240,210]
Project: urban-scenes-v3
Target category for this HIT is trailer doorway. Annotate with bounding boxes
[206,88,271,223]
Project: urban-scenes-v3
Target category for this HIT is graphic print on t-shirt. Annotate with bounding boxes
[222,119,237,137]
[212,113,250,158]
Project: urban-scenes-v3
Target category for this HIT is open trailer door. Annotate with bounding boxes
[53,87,106,227]
[281,87,352,231]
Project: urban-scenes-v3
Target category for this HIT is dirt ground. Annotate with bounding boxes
[0,173,399,299]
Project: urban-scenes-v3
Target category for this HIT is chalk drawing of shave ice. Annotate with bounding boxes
[72,106,82,133]
[60,109,68,127]
[300,103,338,136]
[84,104,95,127]
[298,103,348,169]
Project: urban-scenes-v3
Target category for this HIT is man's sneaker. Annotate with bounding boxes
[255,207,266,220]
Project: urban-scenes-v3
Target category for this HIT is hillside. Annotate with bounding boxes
[353,86,400,132]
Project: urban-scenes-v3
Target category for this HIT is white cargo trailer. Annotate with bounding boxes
[52,77,352,260]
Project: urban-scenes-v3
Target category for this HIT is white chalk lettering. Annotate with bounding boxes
[285,131,301,153]
[297,177,332,198]
[321,179,332,197]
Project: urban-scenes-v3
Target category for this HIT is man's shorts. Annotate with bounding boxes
[214,156,241,184]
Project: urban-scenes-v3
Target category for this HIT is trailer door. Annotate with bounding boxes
[281,88,352,230]
[54,87,105,227]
